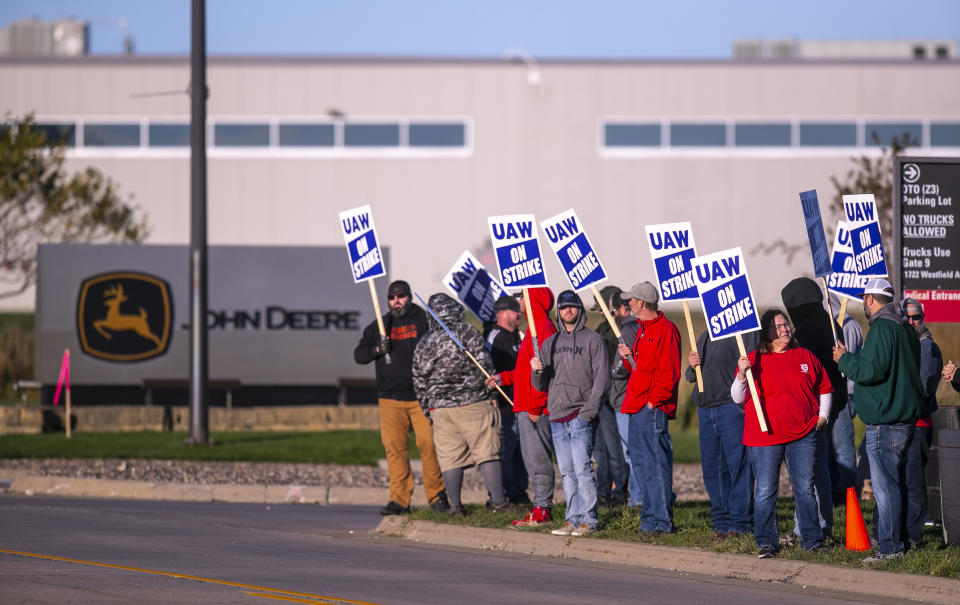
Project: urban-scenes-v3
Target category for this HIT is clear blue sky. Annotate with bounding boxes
[2,0,959,58]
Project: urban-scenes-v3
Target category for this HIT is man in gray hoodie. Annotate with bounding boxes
[531,290,609,536]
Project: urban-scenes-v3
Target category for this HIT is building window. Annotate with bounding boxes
[734,123,791,146]
[670,123,726,147]
[214,123,270,147]
[278,124,335,147]
[604,123,660,147]
[913,46,927,60]
[864,122,922,147]
[344,123,400,147]
[33,122,76,147]
[799,123,857,146]
[149,124,189,147]
[931,123,960,146]
[936,46,949,60]
[409,123,465,147]
[84,123,140,147]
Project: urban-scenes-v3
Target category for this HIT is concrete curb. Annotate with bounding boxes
[375,516,960,605]
[0,468,490,506]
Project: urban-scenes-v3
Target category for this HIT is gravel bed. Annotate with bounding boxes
[0,458,793,500]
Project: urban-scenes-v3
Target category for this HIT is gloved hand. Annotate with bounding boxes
[377,337,391,356]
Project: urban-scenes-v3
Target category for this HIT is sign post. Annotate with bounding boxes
[488,214,548,356]
[645,222,702,391]
[894,157,960,322]
[339,205,390,363]
[691,247,766,432]
[442,250,507,323]
[800,189,839,344]
[540,209,635,369]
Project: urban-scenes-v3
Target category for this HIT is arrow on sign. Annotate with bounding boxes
[903,163,920,183]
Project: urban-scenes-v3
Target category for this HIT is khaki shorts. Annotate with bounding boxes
[431,400,502,472]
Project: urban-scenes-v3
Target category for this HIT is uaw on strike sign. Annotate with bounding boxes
[540,209,606,291]
[827,221,869,301]
[338,205,386,282]
[645,222,698,301]
[692,247,760,340]
[488,214,548,288]
[443,250,506,322]
[843,194,888,277]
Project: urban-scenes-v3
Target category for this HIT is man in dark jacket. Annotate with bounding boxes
[592,285,630,507]
[354,280,447,515]
[834,278,924,562]
[413,293,507,516]
[531,290,609,535]
[781,277,847,541]
[483,295,529,505]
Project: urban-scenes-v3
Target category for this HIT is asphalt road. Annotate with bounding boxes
[0,495,896,605]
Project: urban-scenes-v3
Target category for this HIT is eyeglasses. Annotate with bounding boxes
[773,322,792,333]
[387,294,408,301]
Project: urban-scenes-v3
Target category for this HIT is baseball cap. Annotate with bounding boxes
[556,290,583,309]
[862,278,895,298]
[388,280,412,297]
[493,294,521,313]
[621,281,659,305]
[592,285,620,311]
[610,291,630,309]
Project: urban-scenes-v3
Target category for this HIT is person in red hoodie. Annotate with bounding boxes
[486,286,557,526]
[616,281,681,534]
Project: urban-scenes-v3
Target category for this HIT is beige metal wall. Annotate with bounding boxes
[2,57,959,311]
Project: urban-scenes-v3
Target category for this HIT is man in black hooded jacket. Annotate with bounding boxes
[781,277,848,541]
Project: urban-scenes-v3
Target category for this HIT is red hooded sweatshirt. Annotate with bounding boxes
[620,311,680,418]
[499,287,556,415]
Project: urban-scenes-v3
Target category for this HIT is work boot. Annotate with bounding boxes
[379,501,411,516]
[430,491,451,513]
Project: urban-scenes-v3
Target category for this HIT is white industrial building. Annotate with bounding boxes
[2,53,959,312]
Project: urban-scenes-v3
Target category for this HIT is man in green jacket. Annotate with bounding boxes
[833,278,923,562]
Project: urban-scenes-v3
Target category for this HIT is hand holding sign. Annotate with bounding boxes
[692,247,767,432]
[645,222,702,391]
[339,205,390,364]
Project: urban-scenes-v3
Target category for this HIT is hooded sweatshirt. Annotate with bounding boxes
[620,311,681,418]
[837,301,924,425]
[530,295,609,423]
[902,298,943,421]
[353,301,429,401]
[499,287,557,414]
[412,293,495,411]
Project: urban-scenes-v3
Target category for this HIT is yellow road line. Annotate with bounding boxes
[0,548,379,605]
[244,591,350,604]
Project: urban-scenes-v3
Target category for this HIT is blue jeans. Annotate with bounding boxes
[793,428,833,537]
[865,423,914,554]
[829,397,857,502]
[698,403,753,534]
[498,402,528,502]
[905,425,932,545]
[616,410,643,506]
[749,430,822,550]
[551,415,598,528]
[629,406,674,532]
[594,403,628,503]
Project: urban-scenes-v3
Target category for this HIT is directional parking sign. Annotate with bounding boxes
[799,190,831,278]
[826,221,869,301]
[443,250,507,322]
[540,209,606,292]
[645,222,698,301]
[488,214,548,288]
[843,194,888,277]
[338,205,386,283]
[692,247,760,341]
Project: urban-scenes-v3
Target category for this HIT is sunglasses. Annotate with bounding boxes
[907,314,922,321]
[388,294,408,301]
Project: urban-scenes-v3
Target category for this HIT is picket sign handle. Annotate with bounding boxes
[368,278,391,365]
[64,349,71,439]
[522,288,540,357]
[838,297,848,327]
[820,277,839,345]
[736,334,768,433]
[590,285,636,370]
[681,300,704,393]
[463,350,515,409]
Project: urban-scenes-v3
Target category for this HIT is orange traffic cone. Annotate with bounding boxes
[845,486,871,551]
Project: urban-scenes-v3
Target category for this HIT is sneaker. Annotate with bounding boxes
[862,551,904,564]
[571,524,596,536]
[551,522,576,536]
[449,505,466,518]
[379,501,411,516]
[486,499,511,513]
[758,545,776,559]
[513,506,552,527]
[430,491,451,513]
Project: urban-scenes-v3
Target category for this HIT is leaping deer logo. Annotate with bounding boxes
[93,284,162,347]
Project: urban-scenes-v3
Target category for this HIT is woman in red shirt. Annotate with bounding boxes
[731,309,833,559]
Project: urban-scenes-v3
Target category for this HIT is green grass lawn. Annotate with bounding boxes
[0,430,422,466]
[409,498,960,578]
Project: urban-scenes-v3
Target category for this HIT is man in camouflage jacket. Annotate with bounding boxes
[413,293,507,516]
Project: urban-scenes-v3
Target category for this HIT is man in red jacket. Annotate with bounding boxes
[617,281,681,534]
[487,287,557,526]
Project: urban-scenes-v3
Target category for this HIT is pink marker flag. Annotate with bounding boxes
[53,350,70,406]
